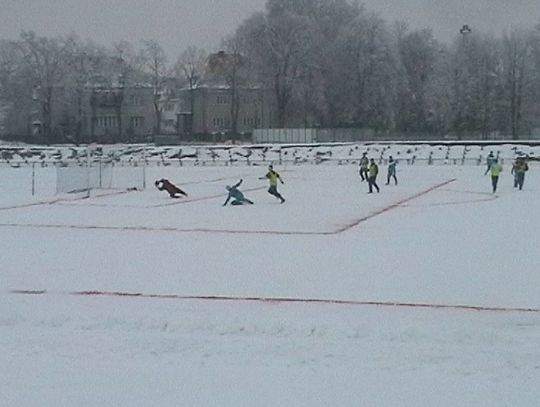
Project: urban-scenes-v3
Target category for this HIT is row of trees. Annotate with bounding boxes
[234,0,540,139]
[1,0,540,143]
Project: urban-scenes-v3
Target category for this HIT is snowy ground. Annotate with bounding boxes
[2,159,540,406]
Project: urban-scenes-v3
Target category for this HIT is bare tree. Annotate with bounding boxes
[140,40,169,135]
[15,31,75,143]
[0,39,27,137]
[62,40,107,144]
[102,40,141,141]
[175,46,207,136]
[220,35,253,140]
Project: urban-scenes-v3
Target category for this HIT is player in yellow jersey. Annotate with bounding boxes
[261,164,285,203]
[490,159,502,193]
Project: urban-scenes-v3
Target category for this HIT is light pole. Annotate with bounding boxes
[459,24,472,36]
[457,25,472,140]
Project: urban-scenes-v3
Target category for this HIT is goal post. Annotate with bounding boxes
[56,159,145,194]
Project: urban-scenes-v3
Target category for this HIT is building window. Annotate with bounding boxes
[213,117,225,127]
[131,116,144,128]
[216,95,230,104]
[96,116,118,128]
[243,117,255,126]
[130,95,142,105]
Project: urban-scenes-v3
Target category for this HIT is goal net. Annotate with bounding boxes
[56,161,145,194]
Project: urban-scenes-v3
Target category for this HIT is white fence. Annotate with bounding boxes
[253,128,316,143]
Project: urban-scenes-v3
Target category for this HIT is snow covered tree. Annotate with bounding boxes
[238,6,310,128]
[500,30,535,139]
[336,12,395,130]
[394,28,439,133]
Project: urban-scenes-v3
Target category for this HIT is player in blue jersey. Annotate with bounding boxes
[223,179,254,206]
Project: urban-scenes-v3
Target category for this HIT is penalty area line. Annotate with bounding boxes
[6,289,540,314]
[0,179,456,236]
[337,178,456,233]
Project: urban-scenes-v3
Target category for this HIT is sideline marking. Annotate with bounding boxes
[7,289,540,314]
[0,179,455,235]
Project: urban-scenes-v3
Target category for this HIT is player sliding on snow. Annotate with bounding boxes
[155,178,188,198]
[223,179,254,206]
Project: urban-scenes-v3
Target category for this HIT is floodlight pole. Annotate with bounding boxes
[457,25,472,140]
[31,162,36,196]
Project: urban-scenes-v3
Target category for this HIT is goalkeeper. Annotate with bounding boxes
[223,179,254,206]
[155,178,188,198]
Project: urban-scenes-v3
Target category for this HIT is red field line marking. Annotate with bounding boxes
[7,289,540,314]
[400,187,498,207]
[336,178,456,233]
[0,223,328,235]
[403,196,498,207]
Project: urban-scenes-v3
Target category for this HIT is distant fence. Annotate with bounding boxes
[253,128,376,143]
[252,128,540,144]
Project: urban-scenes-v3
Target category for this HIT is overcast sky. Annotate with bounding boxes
[1,0,539,60]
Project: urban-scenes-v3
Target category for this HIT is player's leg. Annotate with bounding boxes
[268,185,278,198]
[518,173,524,190]
[176,188,188,197]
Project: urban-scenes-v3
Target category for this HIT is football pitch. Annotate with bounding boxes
[2,163,540,407]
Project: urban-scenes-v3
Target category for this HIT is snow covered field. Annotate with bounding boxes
[1,153,540,406]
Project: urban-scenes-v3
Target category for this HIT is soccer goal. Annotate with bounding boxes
[56,160,146,194]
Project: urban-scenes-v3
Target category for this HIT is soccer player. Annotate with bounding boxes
[223,179,254,206]
[155,179,188,198]
[261,164,285,203]
[484,151,495,175]
[386,156,397,185]
[367,158,380,193]
[511,157,529,190]
[359,152,369,181]
[489,159,502,193]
